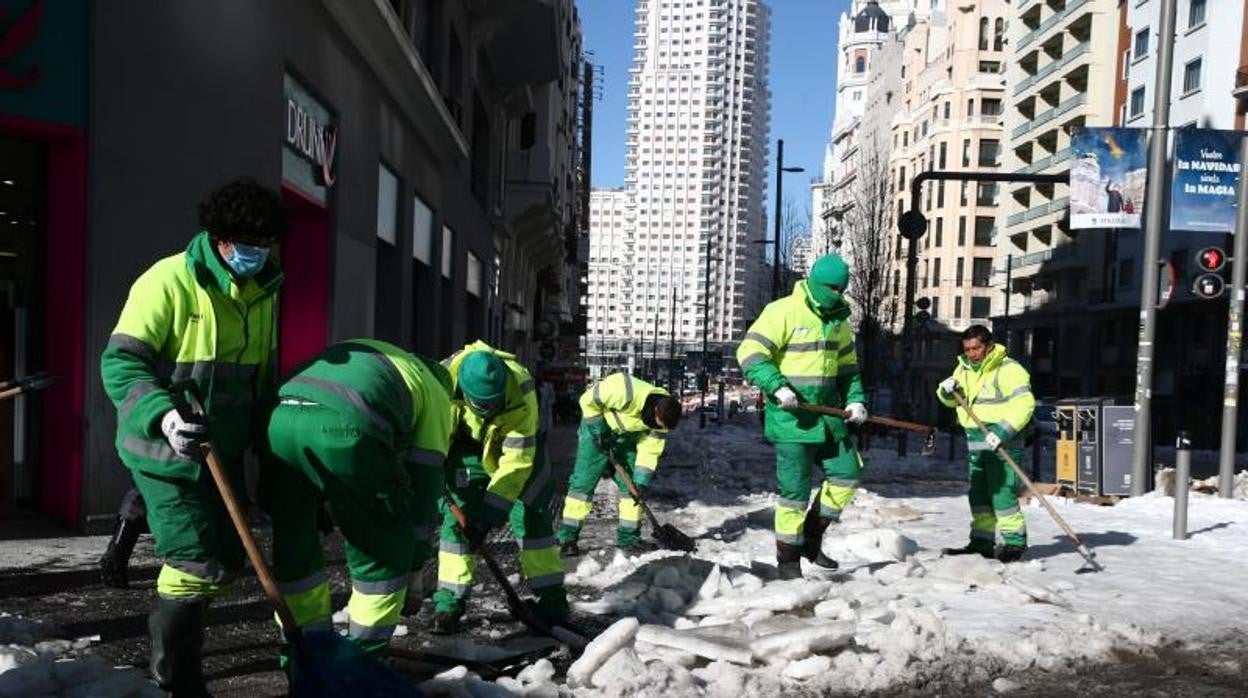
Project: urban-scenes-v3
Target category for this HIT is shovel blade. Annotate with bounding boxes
[654,524,696,552]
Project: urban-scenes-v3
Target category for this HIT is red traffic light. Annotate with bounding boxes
[1195,246,1226,273]
[1193,273,1226,300]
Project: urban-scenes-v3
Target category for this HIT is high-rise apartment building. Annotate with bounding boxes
[585,189,636,376]
[584,0,771,378]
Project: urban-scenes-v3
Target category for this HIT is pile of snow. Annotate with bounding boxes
[0,613,158,698]
[1154,467,1248,500]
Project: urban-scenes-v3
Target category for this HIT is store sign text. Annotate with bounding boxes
[286,98,336,187]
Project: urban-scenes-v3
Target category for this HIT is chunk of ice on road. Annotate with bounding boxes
[566,617,640,687]
[729,571,764,592]
[636,624,754,666]
[637,644,699,668]
[686,579,830,616]
[992,677,1023,693]
[574,556,603,578]
[697,564,723,601]
[749,621,855,662]
[923,554,1004,587]
[783,655,833,680]
[814,598,854,620]
[591,648,649,689]
[838,529,919,563]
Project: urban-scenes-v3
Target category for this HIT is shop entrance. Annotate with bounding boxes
[279,186,331,377]
[0,136,47,515]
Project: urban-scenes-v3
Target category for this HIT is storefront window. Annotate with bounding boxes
[413,194,433,263]
[376,163,398,245]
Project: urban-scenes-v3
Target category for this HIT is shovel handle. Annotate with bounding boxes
[607,453,663,530]
[173,383,302,635]
[797,402,934,435]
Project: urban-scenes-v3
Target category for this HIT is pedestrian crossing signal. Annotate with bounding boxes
[1195,247,1226,273]
[1193,273,1225,300]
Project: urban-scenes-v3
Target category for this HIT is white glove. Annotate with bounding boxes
[845,402,868,425]
[939,377,959,396]
[774,386,800,411]
[160,409,209,459]
[984,432,1002,450]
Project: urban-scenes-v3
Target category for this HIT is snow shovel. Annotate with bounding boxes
[444,496,589,650]
[168,381,420,697]
[607,452,697,552]
[950,389,1103,573]
[798,402,938,454]
[0,372,57,401]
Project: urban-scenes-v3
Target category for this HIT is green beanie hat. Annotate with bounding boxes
[809,254,850,288]
[459,351,507,411]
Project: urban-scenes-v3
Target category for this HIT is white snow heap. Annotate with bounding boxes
[0,614,156,698]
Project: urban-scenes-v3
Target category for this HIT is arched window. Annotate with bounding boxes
[855,56,866,73]
[979,17,989,51]
[994,18,1005,51]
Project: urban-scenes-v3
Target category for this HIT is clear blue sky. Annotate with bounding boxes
[580,0,851,233]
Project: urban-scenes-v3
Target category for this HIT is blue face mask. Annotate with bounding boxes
[224,242,270,278]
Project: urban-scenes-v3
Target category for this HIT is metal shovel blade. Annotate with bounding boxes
[654,523,697,552]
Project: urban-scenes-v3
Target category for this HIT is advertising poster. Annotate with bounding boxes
[1170,129,1244,233]
[1069,127,1148,229]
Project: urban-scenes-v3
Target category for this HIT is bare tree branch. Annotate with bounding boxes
[841,138,896,382]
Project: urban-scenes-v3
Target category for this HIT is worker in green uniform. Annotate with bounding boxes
[430,341,569,633]
[936,324,1035,562]
[101,178,284,695]
[263,339,453,657]
[735,253,869,579]
[555,372,683,556]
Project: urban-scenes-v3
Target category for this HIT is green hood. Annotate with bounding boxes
[958,343,1006,373]
[797,279,851,322]
[185,231,283,298]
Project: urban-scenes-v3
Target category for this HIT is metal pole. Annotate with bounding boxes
[668,287,677,390]
[651,308,660,382]
[1173,431,1191,540]
[1218,142,1248,498]
[701,241,712,429]
[773,139,784,301]
[1004,254,1013,349]
[1130,0,1177,496]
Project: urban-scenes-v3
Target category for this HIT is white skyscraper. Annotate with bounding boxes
[585,189,636,377]
[624,0,771,363]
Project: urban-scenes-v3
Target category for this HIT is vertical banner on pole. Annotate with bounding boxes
[1069,127,1149,230]
[1169,129,1244,234]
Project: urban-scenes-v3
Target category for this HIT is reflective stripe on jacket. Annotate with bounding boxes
[578,373,670,471]
[736,280,865,443]
[101,231,281,479]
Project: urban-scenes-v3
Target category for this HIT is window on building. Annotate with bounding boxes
[977,182,999,206]
[893,269,901,297]
[933,258,942,285]
[962,139,971,167]
[943,101,951,120]
[972,257,992,287]
[967,99,975,117]
[994,18,1004,51]
[377,163,399,245]
[1134,28,1149,59]
[960,182,969,206]
[978,17,989,50]
[903,131,909,147]
[936,218,944,246]
[981,98,1002,116]
[937,182,945,207]
[1183,58,1202,94]
[931,296,940,318]
[441,225,454,278]
[855,56,866,73]
[971,296,990,319]
[939,142,947,168]
[974,216,994,245]
[956,257,965,285]
[1189,0,1206,27]
[955,296,963,319]
[978,61,1002,74]
[899,167,907,190]
[413,194,433,263]
[1130,86,1146,118]
[978,139,1000,166]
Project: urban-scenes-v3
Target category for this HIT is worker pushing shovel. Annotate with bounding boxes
[936,324,1101,571]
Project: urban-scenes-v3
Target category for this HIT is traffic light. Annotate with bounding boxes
[1195,246,1226,273]
[1193,247,1227,300]
[914,297,931,324]
[897,210,928,241]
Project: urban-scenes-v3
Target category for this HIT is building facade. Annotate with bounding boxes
[619,0,771,373]
[0,0,585,528]
[584,189,636,377]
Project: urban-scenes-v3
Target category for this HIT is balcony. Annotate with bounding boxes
[1017,0,1090,50]
[1005,196,1069,227]
[1008,242,1079,270]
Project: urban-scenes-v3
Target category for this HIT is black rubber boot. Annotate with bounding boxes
[99,517,144,589]
[942,541,996,558]
[995,544,1027,563]
[148,597,211,697]
[776,541,804,580]
[618,538,660,555]
[801,515,839,570]
[429,609,464,635]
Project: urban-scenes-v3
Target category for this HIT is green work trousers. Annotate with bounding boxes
[966,447,1027,550]
[773,436,862,547]
[557,422,646,547]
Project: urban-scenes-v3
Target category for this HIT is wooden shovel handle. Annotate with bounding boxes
[798,402,935,435]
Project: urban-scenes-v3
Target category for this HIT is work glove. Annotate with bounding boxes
[845,402,868,425]
[938,377,959,396]
[984,432,1003,450]
[160,409,209,459]
[774,386,800,411]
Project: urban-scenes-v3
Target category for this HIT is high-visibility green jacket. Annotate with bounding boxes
[578,373,670,473]
[443,341,540,521]
[279,339,454,468]
[736,280,865,444]
[102,232,282,480]
[936,344,1035,448]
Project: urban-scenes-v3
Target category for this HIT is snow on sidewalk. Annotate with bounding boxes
[0,613,159,697]
[424,420,1248,696]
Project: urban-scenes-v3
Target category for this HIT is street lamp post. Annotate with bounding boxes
[772,139,806,300]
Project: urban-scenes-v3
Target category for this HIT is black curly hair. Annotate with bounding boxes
[197,177,287,245]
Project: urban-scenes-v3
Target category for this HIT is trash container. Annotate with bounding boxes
[1055,397,1132,496]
